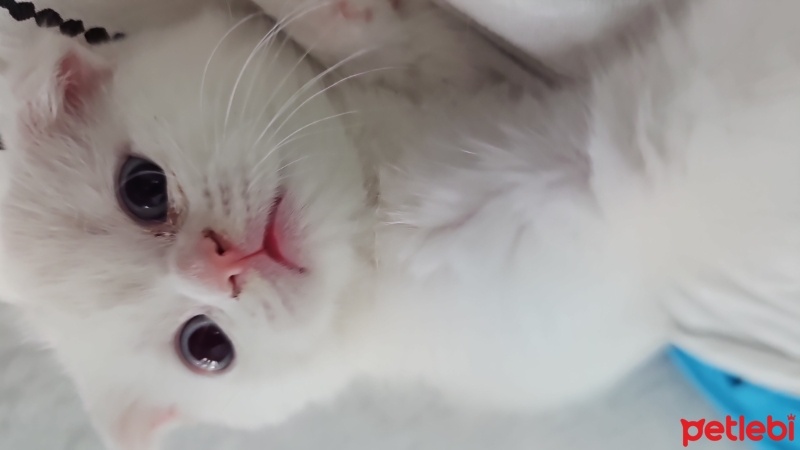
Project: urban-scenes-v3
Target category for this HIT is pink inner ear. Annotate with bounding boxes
[57,51,110,114]
[150,406,179,430]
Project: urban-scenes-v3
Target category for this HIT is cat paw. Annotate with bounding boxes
[334,0,375,22]
[335,0,404,20]
[252,0,399,50]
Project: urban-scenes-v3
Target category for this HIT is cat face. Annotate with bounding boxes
[0,9,371,450]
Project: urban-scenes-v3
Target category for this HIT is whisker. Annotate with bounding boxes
[247,119,366,193]
[224,0,333,141]
[199,12,260,113]
[244,1,347,153]
[250,48,381,154]
[272,110,358,154]
[249,110,358,176]
[242,0,337,115]
[259,65,396,150]
[223,33,271,141]
[237,14,298,125]
[277,155,310,173]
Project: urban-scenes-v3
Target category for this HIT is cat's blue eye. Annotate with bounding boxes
[178,315,235,374]
[117,156,169,223]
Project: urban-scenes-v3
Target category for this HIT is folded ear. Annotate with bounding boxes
[6,37,111,127]
[81,389,181,450]
[52,49,112,117]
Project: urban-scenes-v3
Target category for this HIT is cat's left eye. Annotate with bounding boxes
[177,315,235,374]
[117,156,169,223]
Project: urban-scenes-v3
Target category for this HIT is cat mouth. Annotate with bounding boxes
[262,195,306,274]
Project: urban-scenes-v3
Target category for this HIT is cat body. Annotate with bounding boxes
[0,1,800,450]
[339,0,800,415]
[232,0,800,422]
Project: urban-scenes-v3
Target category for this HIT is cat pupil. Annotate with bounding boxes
[189,326,230,363]
[126,175,165,208]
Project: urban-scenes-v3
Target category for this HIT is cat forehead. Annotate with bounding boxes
[110,11,288,104]
[105,12,318,149]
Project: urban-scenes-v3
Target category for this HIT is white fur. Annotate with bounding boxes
[345,0,800,413]
[1,0,800,449]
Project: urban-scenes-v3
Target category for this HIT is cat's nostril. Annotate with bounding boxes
[196,229,245,299]
[230,276,241,298]
[203,229,228,256]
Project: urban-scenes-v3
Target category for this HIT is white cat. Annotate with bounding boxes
[0,1,799,450]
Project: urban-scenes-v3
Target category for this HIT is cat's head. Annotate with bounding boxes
[0,8,372,450]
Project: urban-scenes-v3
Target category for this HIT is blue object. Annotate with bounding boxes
[669,347,800,449]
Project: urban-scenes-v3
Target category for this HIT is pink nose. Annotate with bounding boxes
[198,229,247,297]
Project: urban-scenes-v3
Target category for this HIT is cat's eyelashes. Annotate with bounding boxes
[177,315,235,374]
[117,156,169,224]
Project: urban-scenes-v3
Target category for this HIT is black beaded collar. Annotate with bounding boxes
[0,0,125,44]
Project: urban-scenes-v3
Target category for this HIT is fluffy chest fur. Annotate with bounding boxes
[362,0,800,408]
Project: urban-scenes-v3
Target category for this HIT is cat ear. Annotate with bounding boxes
[82,391,181,450]
[8,38,111,126]
[51,49,112,117]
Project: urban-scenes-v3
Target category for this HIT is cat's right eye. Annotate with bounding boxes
[117,156,169,223]
[177,315,235,374]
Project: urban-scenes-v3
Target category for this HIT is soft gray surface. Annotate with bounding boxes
[0,305,743,450]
